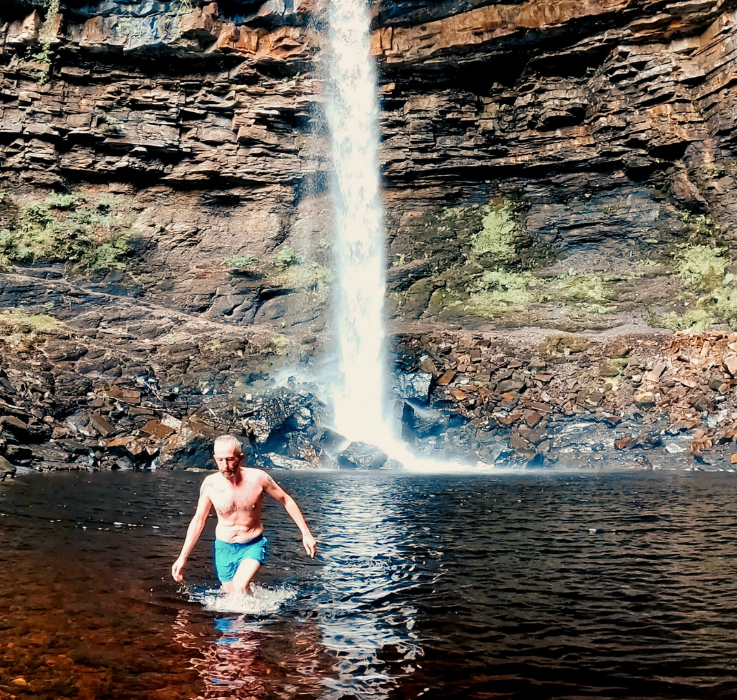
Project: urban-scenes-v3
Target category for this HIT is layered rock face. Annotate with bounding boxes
[0,0,736,331]
[2,0,737,471]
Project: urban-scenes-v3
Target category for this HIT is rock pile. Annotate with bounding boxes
[396,329,737,470]
[0,314,337,476]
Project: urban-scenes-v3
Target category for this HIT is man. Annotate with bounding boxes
[172,434,317,594]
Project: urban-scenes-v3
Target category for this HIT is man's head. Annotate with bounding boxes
[213,435,244,480]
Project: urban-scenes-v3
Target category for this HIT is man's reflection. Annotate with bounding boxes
[173,609,332,699]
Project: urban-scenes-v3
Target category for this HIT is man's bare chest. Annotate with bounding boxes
[208,481,263,516]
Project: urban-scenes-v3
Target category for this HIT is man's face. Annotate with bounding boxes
[214,445,243,480]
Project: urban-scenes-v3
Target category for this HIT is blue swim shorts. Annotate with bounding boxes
[213,534,268,583]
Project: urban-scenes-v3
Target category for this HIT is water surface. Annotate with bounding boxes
[2,470,737,699]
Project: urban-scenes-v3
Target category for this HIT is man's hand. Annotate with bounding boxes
[172,557,186,583]
[302,533,317,558]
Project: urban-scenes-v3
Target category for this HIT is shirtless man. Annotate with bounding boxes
[172,434,317,594]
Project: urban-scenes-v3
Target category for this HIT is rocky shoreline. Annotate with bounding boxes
[3,311,737,479]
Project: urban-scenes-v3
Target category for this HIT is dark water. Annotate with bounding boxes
[2,470,737,699]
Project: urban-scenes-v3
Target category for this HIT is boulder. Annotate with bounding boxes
[311,427,348,455]
[634,391,656,408]
[725,354,737,377]
[599,358,627,378]
[437,370,455,386]
[264,453,312,470]
[497,378,525,393]
[90,413,114,437]
[0,455,15,479]
[337,442,388,470]
[394,372,433,403]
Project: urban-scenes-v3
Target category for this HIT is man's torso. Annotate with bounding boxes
[204,468,265,543]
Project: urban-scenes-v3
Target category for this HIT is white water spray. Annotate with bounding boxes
[325,0,390,445]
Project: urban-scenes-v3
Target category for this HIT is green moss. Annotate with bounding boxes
[80,234,131,273]
[274,246,300,271]
[651,308,715,332]
[269,261,332,304]
[555,275,611,304]
[466,270,537,317]
[0,192,134,275]
[547,274,616,316]
[471,202,521,267]
[674,244,729,290]
[96,110,123,136]
[45,193,79,210]
[681,212,719,240]
[27,0,60,83]
[224,254,258,269]
[712,287,737,328]
[0,308,58,335]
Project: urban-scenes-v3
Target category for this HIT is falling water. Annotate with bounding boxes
[325,0,390,444]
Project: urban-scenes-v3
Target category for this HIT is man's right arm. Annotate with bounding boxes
[172,479,213,583]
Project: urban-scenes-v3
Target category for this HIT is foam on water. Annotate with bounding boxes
[187,583,298,615]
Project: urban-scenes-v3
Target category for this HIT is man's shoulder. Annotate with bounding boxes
[200,472,222,490]
[244,466,269,481]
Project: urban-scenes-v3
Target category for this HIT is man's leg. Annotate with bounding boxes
[229,558,261,594]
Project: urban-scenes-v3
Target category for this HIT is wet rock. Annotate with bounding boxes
[106,386,142,405]
[140,420,175,440]
[90,413,114,437]
[615,436,633,450]
[690,393,714,413]
[5,445,32,462]
[523,410,543,428]
[437,370,455,386]
[113,456,134,470]
[634,430,663,449]
[509,433,531,452]
[337,442,388,470]
[634,392,656,409]
[497,378,525,393]
[0,455,15,479]
[311,428,349,455]
[394,372,433,403]
[264,453,312,470]
[418,356,437,374]
[577,388,604,408]
[160,415,218,468]
[401,402,446,441]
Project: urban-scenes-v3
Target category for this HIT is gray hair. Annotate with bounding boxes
[213,434,242,453]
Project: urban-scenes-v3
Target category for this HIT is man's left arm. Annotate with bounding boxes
[262,472,317,558]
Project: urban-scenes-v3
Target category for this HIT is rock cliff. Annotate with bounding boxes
[2,0,737,472]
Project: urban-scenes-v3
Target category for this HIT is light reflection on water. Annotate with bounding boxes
[3,470,737,699]
[314,478,422,698]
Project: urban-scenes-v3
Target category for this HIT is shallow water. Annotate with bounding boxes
[2,470,737,699]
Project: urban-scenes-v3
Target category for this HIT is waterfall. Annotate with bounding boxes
[325,0,390,445]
